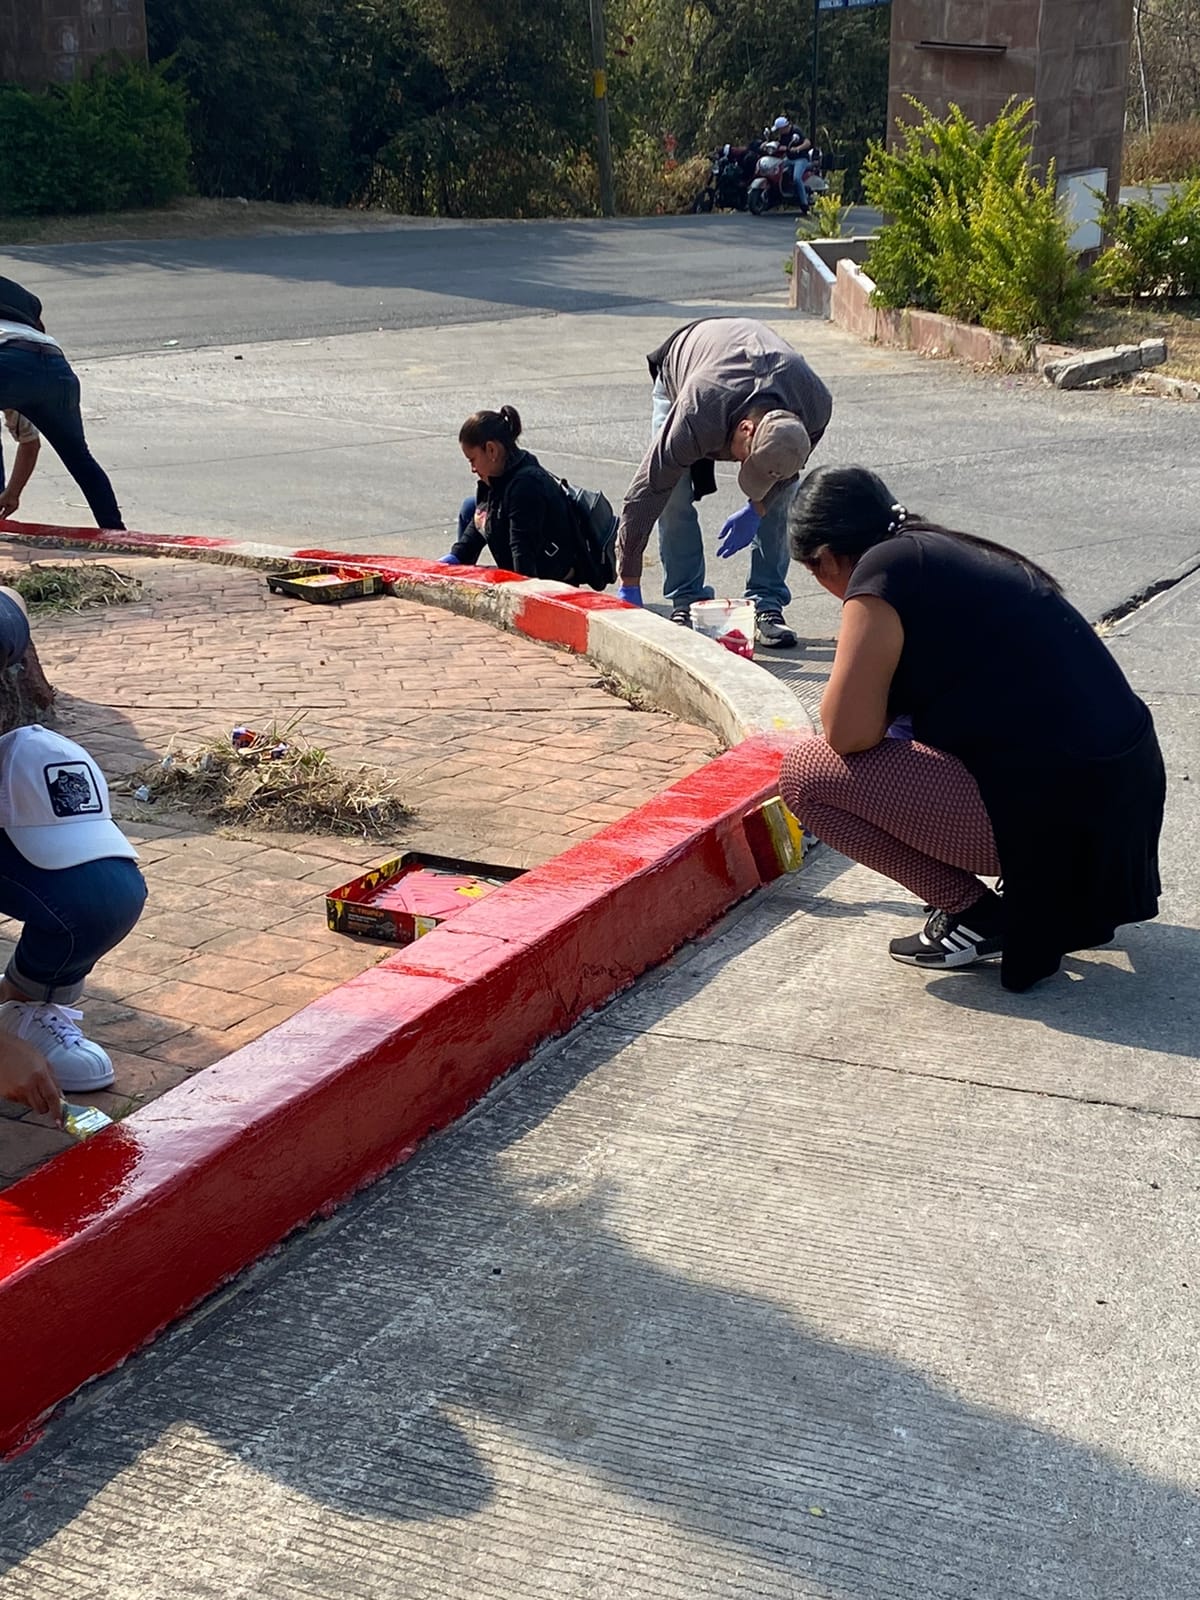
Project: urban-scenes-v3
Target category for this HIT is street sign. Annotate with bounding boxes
[818,0,890,10]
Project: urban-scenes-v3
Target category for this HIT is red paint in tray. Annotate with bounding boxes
[326,853,523,943]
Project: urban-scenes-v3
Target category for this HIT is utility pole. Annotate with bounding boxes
[588,0,616,217]
[809,0,821,142]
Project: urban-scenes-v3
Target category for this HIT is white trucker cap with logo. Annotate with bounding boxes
[0,725,139,870]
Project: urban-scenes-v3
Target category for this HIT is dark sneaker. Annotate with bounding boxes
[755,609,797,649]
[889,890,1004,969]
[670,607,693,628]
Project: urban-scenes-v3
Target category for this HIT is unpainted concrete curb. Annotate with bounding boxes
[0,522,811,748]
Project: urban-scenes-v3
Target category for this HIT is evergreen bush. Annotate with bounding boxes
[1095,181,1200,300]
[0,60,189,216]
[862,99,1088,340]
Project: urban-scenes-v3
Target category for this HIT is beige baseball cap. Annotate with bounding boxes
[737,410,812,503]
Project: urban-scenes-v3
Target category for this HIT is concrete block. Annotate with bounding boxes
[1138,337,1168,368]
[1043,339,1168,388]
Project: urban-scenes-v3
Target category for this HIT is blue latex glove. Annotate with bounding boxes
[437,553,462,565]
[616,584,643,606]
[717,502,762,559]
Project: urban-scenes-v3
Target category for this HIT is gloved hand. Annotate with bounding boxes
[437,553,462,565]
[717,502,762,558]
[616,584,643,607]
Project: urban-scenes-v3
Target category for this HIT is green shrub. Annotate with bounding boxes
[796,171,851,240]
[1094,181,1200,300]
[862,98,1088,340]
[0,60,189,216]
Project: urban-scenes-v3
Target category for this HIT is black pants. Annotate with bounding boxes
[0,341,124,529]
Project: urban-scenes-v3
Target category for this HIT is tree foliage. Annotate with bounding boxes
[143,0,889,214]
[1129,0,1200,131]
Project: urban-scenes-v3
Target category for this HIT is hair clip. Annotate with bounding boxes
[886,503,908,535]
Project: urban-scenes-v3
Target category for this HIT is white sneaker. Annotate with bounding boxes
[0,1001,114,1091]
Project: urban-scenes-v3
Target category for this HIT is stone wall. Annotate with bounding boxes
[0,0,147,88]
[888,0,1133,202]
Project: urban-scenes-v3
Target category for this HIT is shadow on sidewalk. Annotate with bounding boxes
[927,918,1200,1061]
[0,874,1196,1596]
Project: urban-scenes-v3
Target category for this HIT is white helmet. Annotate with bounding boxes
[772,116,790,132]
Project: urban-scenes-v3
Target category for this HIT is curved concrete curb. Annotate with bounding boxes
[0,518,814,1455]
[0,521,811,747]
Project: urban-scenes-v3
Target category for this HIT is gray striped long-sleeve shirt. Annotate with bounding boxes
[616,318,833,584]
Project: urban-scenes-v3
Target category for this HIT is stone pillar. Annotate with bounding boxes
[0,0,148,88]
[887,0,1134,203]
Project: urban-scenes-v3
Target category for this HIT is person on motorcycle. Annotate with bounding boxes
[614,317,832,649]
[759,118,813,210]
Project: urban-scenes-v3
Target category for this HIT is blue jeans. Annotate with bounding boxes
[0,834,147,1003]
[0,342,124,529]
[651,376,792,613]
[457,496,476,540]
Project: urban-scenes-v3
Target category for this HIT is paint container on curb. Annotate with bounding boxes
[60,1102,113,1140]
[690,598,755,660]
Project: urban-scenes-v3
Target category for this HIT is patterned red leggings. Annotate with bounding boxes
[780,737,1000,914]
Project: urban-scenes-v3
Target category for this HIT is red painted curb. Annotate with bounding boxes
[0,736,795,1456]
[0,521,637,655]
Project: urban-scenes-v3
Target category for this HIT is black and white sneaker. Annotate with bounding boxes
[755,609,798,649]
[889,890,1004,969]
[670,606,693,628]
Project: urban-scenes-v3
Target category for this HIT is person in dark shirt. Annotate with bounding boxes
[440,406,582,583]
[0,275,124,531]
[778,464,1165,992]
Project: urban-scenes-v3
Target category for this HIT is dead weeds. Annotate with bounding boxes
[1074,299,1200,382]
[0,563,143,614]
[124,720,414,839]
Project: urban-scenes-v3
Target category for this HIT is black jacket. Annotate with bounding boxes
[452,449,582,582]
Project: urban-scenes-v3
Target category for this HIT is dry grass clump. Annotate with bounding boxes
[1124,120,1200,184]
[125,722,414,838]
[0,563,142,614]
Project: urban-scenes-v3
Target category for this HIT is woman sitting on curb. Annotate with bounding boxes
[779,465,1165,993]
[440,406,582,582]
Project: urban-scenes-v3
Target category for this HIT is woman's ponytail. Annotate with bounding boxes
[460,406,523,451]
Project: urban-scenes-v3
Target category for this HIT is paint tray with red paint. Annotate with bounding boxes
[266,567,385,604]
[326,852,523,943]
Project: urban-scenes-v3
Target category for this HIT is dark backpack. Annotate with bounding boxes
[559,480,618,591]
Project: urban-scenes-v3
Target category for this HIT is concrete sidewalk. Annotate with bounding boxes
[0,547,1195,1592]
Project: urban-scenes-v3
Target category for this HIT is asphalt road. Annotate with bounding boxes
[2,213,805,360]
[3,213,1198,626]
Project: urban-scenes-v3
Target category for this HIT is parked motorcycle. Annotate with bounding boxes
[747,142,827,215]
[691,141,763,213]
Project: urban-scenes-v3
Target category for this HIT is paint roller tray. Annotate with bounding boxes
[266,567,386,603]
[326,852,524,943]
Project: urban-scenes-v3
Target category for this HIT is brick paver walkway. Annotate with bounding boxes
[0,545,720,1185]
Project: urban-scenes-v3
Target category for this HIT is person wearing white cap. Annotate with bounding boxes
[0,721,147,1098]
[614,317,832,648]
